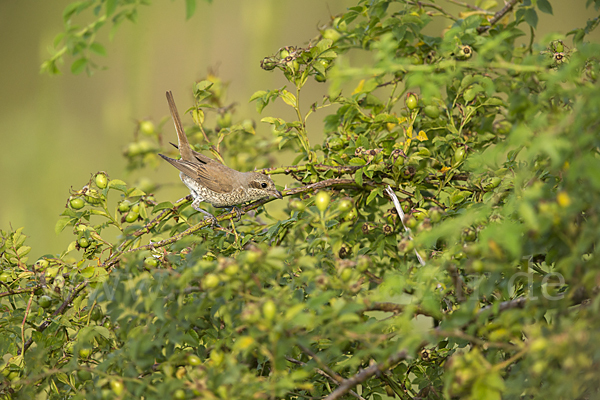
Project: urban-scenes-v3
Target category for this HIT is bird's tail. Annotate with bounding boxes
[166,91,194,162]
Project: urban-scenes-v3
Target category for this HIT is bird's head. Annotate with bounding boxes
[245,173,283,201]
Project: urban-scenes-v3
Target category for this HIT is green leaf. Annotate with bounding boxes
[128,188,146,197]
[185,0,196,19]
[319,49,338,59]
[484,97,505,106]
[355,169,364,186]
[108,179,127,192]
[366,188,381,205]
[192,108,205,126]
[17,246,31,257]
[55,217,72,235]
[70,58,88,75]
[472,371,505,400]
[261,117,285,126]
[316,38,333,52]
[153,202,174,213]
[249,90,267,102]
[536,0,553,14]
[63,1,84,21]
[106,0,117,16]
[524,8,538,28]
[280,90,297,108]
[195,80,213,92]
[348,157,367,166]
[89,42,107,57]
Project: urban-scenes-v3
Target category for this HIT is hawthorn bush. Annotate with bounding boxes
[2,0,600,399]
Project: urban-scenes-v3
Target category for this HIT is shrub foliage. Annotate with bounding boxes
[3,0,600,399]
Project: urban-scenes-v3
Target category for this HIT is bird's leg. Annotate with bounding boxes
[191,199,220,227]
[232,206,242,222]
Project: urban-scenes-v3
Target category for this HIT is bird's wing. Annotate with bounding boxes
[169,142,221,165]
[159,154,235,193]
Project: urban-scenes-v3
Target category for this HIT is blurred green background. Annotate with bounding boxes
[0,0,597,261]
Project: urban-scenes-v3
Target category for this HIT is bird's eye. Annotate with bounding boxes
[261,182,268,188]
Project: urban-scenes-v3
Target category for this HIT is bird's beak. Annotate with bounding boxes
[272,190,283,199]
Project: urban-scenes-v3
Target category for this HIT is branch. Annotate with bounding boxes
[477,0,520,34]
[19,280,89,355]
[0,285,41,299]
[323,348,416,400]
[259,163,361,176]
[363,301,438,318]
[433,329,519,351]
[478,297,527,314]
[285,356,366,400]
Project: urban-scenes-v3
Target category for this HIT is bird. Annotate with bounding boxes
[159,91,282,225]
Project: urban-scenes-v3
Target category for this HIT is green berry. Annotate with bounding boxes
[203,274,220,289]
[77,369,92,381]
[327,137,344,151]
[404,216,417,229]
[38,295,52,309]
[187,355,202,366]
[125,212,139,223]
[79,348,92,358]
[263,300,276,321]
[290,199,306,212]
[322,29,342,42]
[144,257,159,267]
[70,198,85,210]
[224,263,239,276]
[338,198,353,212]
[340,268,353,282]
[406,94,418,110]
[118,200,131,213]
[453,147,466,166]
[91,307,103,321]
[315,191,331,212]
[139,120,155,136]
[95,174,108,189]
[110,380,124,396]
[424,105,440,118]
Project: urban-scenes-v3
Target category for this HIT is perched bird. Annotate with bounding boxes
[159,91,282,224]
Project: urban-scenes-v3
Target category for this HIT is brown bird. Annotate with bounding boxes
[159,91,282,224]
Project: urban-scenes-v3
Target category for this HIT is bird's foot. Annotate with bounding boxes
[192,204,221,228]
[204,215,221,228]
